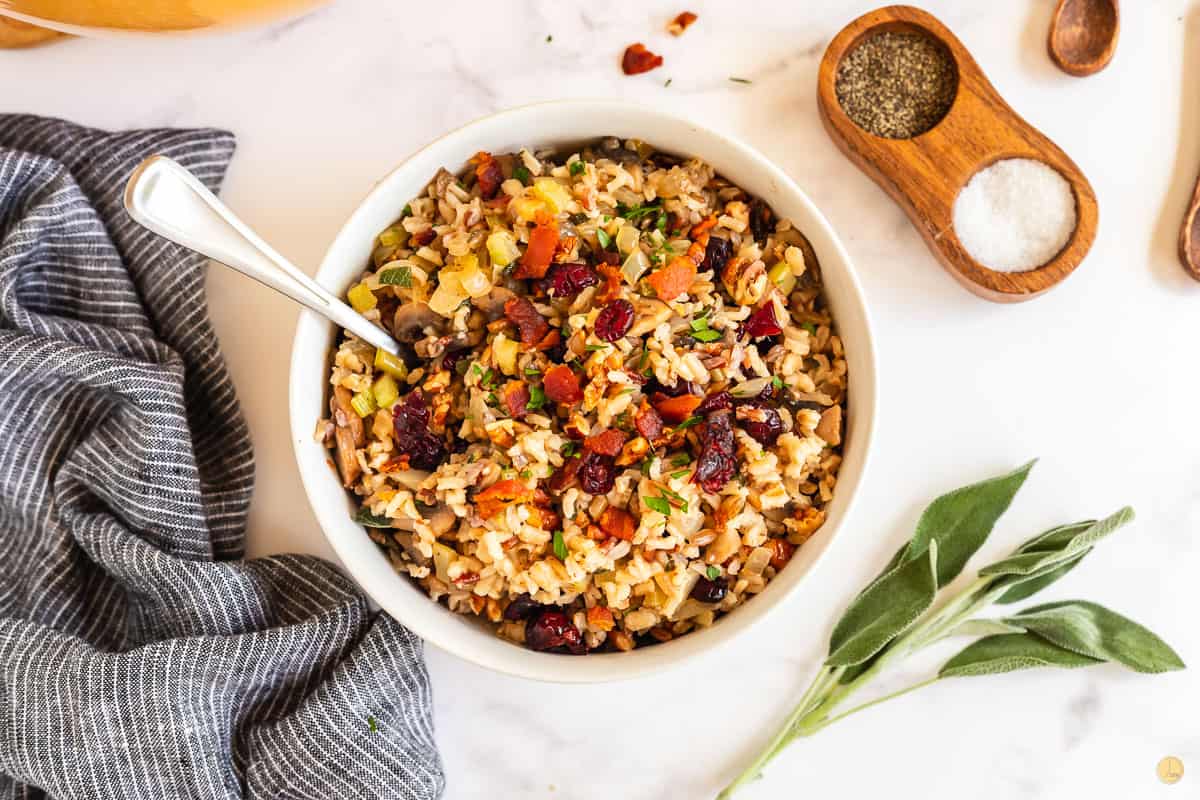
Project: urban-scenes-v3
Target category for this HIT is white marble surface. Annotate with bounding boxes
[3,1,1199,797]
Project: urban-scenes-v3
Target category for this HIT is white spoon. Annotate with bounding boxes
[123,155,400,355]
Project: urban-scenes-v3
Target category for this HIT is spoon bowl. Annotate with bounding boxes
[1048,0,1120,77]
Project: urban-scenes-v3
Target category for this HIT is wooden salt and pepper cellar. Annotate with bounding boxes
[818,5,1098,303]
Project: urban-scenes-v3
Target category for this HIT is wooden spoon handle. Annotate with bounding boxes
[1177,171,1200,282]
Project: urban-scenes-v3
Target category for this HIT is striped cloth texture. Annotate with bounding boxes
[0,116,444,800]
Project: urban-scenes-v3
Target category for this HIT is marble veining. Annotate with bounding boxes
[1,1,1197,797]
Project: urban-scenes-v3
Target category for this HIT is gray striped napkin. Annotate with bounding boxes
[0,116,443,800]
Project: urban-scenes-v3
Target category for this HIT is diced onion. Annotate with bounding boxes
[731,377,773,398]
[616,224,640,255]
[621,250,649,284]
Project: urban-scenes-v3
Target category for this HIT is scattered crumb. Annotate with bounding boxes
[667,11,698,36]
[622,43,664,75]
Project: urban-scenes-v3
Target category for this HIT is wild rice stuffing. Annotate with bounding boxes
[317,137,848,655]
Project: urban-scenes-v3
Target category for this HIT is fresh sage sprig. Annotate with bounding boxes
[717,461,1184,799]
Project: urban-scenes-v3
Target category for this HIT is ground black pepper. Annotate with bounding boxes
[835,31,958,139]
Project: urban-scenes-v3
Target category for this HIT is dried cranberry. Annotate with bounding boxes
[472,152,503,200]
[526,610,586,654]
[691,575,728,603]
[392,391,446,471]
[545,261,598,300]
[695,391,732,416]
[595,299,635,342]
[693,410,736,493]
[503,594,543,621]
[441,347,468,374]
[740,405,785,446]
[656,379,702,398]
[748,197,775,243]
[701,235,734,274]
[634,402,664,441]
[743,303,782,339]
[578,450,617,495]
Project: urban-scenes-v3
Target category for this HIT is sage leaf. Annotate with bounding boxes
[951,618,1027,638]
[939,633,1102,677]
[1006,601,1186,674]
[878,461,1034,591]
[981,508,1133,581]
[354,508,392,528]
[994,551,1087,605]
[826,541,938,667]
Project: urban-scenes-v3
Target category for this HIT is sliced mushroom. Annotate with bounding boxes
[333,425,361,488]
[392,531,431,565]
[332,386,364,445]
[427,504,458,536]
[473,286,517,321]
[392,302,442,342]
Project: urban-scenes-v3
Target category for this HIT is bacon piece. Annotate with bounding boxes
[647,256,697,300]
[622,42,664,75]
[769,538,796,570]
[653,393,703,423]
[543,364,583,404]
[598,507,636,541]
[585,428,627,457]
[595,263,623,303]
[503,381,530,418]
[634,400,664,441]
[533,328,561,353]
[503,295,550,345]
[667,11,698,36]
[475,478,535,520]
[471,151,503,199]
[514,216,559,279]
[586,605,615,631]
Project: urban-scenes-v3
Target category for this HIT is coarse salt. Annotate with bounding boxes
[952,158,1076,272]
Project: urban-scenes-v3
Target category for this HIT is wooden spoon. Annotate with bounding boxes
[1177,172,1200,282]
[817,6,1098,303]
[0,16,64,48]
[1048,0,1119,77]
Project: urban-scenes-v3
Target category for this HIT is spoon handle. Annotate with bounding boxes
[123,156,400,354]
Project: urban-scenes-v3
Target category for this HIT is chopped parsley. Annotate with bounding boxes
[378,265,412,287]
[670,469,690,480]
[487,392,499,406]
[368,715,378,733]
[729,76,753,84]
[569,160,585,176]
[513,165,532,185]
[801,321,818,335]
[671,452,691,467]
[772,375,784,390]
[640,458,654,476]
[401,204,412,218]
[664,78,673,88]
[595,227,613,250]
[619,387,636,395]
[638,344,650,372]
[472,364,483,376]
[660,487,689,512]
[561,441,579,458]
[617,199,663,222]
[520,468,532,479]
[526,385,546,411]
[585,343,609,352]
[553,530,568,560]
[644,495,672,516]
[690,314,722,343]
[675,415,702,430]
[706,565,721,580]
[481,368,498,388]
[524,366,541,378]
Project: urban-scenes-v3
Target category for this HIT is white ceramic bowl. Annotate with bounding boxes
[289,101,877,683]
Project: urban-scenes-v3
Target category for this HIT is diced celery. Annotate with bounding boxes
[374,348,409,380]
[378,225,408,249]
[486,230,521,267]
[616,224,640,255]
[532,177,572,214]
[432,542,456,583]
[372,374,399,408]
[767,261,796,296]
[347,282,377,312]
[350,389,377,418]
